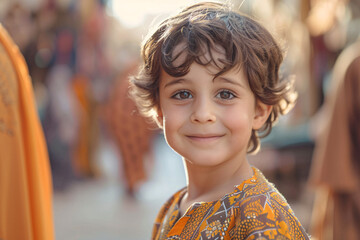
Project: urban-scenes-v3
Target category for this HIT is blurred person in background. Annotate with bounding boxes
[307,0,360,239]
[0,23,54,240]
[72,0,117,180]
[309,39,360,240]
[103,60,156,196]
[36,0,112,189]
[41,4,80,190]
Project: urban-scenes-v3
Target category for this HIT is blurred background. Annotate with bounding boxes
[0,0,359,239]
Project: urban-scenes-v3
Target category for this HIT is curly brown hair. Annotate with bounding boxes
[129,1,296,153]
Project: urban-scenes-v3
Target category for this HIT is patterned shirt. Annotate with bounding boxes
[152,167,310,240]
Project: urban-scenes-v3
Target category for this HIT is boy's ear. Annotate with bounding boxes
[252,101,272,130]
[154,107,163,128]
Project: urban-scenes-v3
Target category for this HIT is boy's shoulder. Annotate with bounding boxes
[229,167,293,214]
[225,167,309,239]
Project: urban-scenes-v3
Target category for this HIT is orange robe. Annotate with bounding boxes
[152,167,309,240]
[0,24,54,240]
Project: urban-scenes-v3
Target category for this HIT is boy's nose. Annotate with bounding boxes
[190,97,216,123]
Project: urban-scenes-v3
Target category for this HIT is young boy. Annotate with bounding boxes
[130,2,309,239]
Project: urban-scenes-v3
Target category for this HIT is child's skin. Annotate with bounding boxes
[156,43,272,215]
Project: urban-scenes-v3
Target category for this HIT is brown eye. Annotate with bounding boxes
[173,91,192,99]
[217,90,235,99]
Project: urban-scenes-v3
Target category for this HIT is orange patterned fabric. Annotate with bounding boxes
[152,168,309,240]
[104,63,155,194]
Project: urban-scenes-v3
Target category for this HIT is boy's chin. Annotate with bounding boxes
[182,155,227,167]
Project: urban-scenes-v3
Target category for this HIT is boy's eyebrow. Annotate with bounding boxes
[164,78,186,88]
[215,76,246,88]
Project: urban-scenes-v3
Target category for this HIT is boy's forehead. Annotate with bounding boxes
[162,41,246,81]
[171,42,227,71]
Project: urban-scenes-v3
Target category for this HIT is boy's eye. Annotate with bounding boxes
[216,90,235,99]
[172,90,192,99]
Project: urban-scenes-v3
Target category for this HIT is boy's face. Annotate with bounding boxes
[157,47,270,167]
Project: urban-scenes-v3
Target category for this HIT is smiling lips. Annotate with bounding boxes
[186,134,225,143]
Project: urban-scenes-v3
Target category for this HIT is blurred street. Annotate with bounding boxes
[53,133,187,240]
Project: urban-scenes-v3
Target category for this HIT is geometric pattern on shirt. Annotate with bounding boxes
[152,167,310,240]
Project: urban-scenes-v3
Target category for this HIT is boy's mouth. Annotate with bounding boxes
[185,134,225,142]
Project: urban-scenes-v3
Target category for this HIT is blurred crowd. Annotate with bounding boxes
[0,0,359,238]
[0,0,154,193]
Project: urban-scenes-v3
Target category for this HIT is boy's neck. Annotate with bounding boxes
[183,158,253,203]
